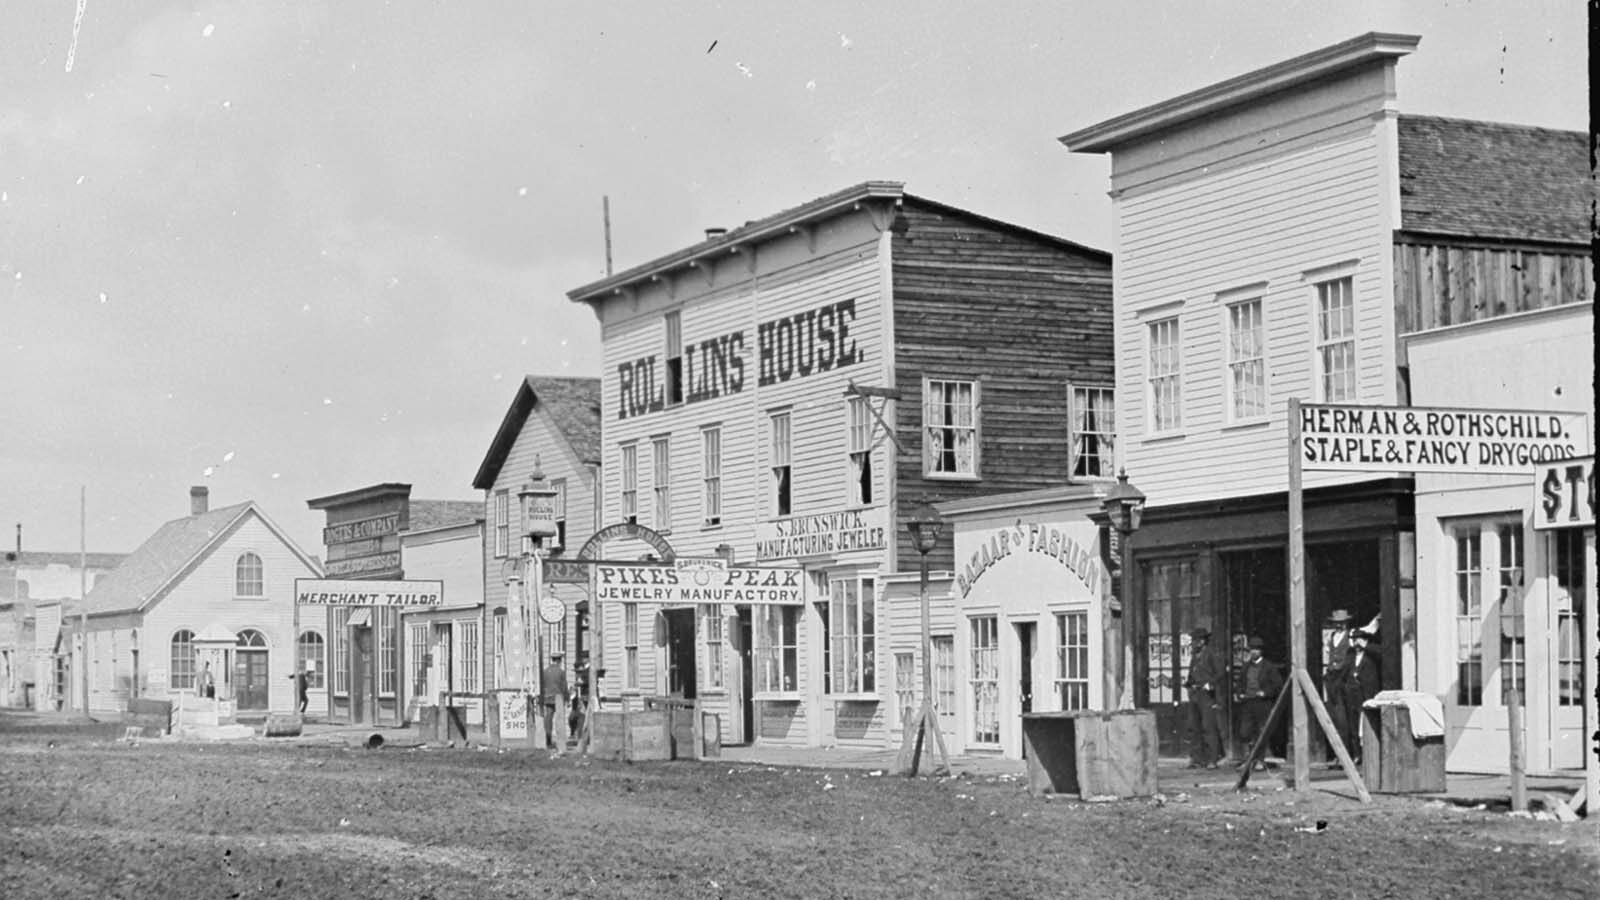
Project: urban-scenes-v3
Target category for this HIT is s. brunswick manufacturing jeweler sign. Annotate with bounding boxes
[1300,404,1588,474]
[752,507,888,562]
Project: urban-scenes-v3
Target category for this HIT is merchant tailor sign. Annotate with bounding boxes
[753,507,889,561]
[1533,456,1595,530]
[593,564,804,605]
[294,578,444,607]
[1300,404,1587,474]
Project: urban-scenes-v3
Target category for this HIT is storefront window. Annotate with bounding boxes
[297,631,325,689]
[407,624,429,699]
[933,636,956,726]
[1497,524,1525,703]
[623,603,639,691]
[332,608,350,696]
[1144,559,1198,704]
[1055,611,1090,710]
[455,620,480,695]
[377,608,398,697]
[969,616,999,744]
[1553,529,1587,706]
[1454,527,1484,706]
[826,576,876,694]
[170,630,195,690]
[894,652,915,726]
[702,605,725,690]
[754,605,798,693]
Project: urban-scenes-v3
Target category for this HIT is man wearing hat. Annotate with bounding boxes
[1323,609,1357,764]
[541,650,570,755]
[1340,629,1383,764]
[1183,627,1228,768]
[1234,636,1285,769]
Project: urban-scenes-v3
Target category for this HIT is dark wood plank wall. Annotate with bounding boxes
[889,201,1114,570]
[1393,237,1591,336]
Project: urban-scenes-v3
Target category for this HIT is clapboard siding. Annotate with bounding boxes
[891,200,1114,572]
[1113,120,1396,507]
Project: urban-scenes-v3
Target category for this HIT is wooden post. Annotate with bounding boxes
[1292,667,1372,803]
[1507,688,1527,813]
[1234,676,1293,791]
[1585,530,1599,817]
[1288,398,1309,791]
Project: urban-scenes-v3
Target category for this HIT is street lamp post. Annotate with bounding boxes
[900,516,950,777]
[517,461,561,745]
[1100,470,1146,710]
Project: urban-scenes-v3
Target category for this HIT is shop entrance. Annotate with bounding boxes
[1222,547,1287,757]
[1014,621,1036,759]
[663,608,697,699]
[233,629,269,712]
[732,607,754,745]
[350,625,373,724]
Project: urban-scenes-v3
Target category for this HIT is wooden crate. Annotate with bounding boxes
[587,708,671,761]
[122,698,172,737]
[1022,710,1158,799]
[1360,706,1446,793]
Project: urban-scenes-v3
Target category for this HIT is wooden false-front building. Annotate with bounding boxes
[568,181,1114,750]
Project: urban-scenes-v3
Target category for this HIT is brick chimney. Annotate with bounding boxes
[190,486,209,516]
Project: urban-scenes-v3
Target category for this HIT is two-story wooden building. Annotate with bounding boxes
[1061,32,1593,767]
[568,182,1113,749]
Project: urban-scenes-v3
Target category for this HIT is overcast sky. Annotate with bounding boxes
[1,1,1586,557]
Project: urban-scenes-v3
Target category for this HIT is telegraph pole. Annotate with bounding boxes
[78,486,90,721]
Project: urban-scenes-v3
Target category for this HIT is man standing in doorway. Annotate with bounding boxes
[1234,636,1284,770]
[1323,609,1356,766]
[541,651,569,756]
[1183,628,1227,768]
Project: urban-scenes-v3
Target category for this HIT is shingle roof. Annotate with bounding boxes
[472,376,602,489]
[1397,115,1591,244]
[407,500,484,533]
[83,502,255,615]
[83,502,320,616]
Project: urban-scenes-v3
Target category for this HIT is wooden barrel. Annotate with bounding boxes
[262,713,303,738]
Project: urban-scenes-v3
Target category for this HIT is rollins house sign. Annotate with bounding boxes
[1300,404,1587,474]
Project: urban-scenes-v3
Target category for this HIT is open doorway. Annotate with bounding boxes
[663,608,697,699]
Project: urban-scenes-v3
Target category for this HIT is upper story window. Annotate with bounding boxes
[1226,298,1267,420]
[846,397,874,506]
[550,478,568,551]
[620,442,638,522]
[1147,316,1182,433]
[701,426,722,528]
[924,378,979,478]
[770,411,792,517]
[651,437,671,531]
[1069,385,1115,479]
[493,490,509,557]
[1315,276,1356,402]
[665,311,684,406]
[235,552,264,597]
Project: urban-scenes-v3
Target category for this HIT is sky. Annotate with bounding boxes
[1,1,1587,557]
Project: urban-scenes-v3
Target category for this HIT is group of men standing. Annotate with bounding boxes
[1183,607,1380,770]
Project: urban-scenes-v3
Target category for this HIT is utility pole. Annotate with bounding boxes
[79,486,90,721]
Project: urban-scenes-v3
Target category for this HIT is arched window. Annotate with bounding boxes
[235,553,264,597]
[236,629,268,648]
[297,631,326,689]
[171,630,196,689]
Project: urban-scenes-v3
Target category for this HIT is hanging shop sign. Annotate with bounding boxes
[615,298,864,420]
[293,578,444,607]
[592,564,803,605]
[1533,455,1595,530]
[1300,404,1587,474]
[753,507,888,562]
[957,520,1106,599]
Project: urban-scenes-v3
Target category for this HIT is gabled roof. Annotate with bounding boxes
[567,181,1109,306]
[83,501,322,616]
[473,376,603,489]
[1397,115,1591,245]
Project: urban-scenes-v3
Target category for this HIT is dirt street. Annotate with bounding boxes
[0,717,1594,899]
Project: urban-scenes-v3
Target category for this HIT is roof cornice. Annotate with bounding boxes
[567,181,906,305]
[1061,32,1420,153]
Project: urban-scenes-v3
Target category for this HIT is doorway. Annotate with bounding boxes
[233,629,270,711]
[736,608,754,744]
[1014,621,1036,758]
[663,608,697,699]
[351,625,372,724]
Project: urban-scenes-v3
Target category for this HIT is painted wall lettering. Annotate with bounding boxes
[956,520,1105,598]
[758,298,860,388]
[615,298,865,420]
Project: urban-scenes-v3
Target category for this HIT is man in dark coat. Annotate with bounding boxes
[1184,627,1228,768]
[1322,609,1355,764]
[1233,636,1285,769]
[1341,629,1382,763]
[540,651,570,756]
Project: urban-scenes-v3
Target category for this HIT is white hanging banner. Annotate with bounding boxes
[1299,404,1587,474]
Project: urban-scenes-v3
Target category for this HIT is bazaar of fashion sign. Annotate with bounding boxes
[753,507,888,561]
[1300,404,1586,474]
[593,564,803,605]
[958,521,1106,599]
[1533,455,1595,531]
[294,578,444,607]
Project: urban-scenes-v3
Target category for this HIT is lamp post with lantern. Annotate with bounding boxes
[514,462,563,732]
[1099,470,1146,709]
[898,515,951,777]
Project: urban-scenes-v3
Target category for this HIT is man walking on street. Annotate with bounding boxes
[1184,627,1227,768]
[541,651,569,756]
